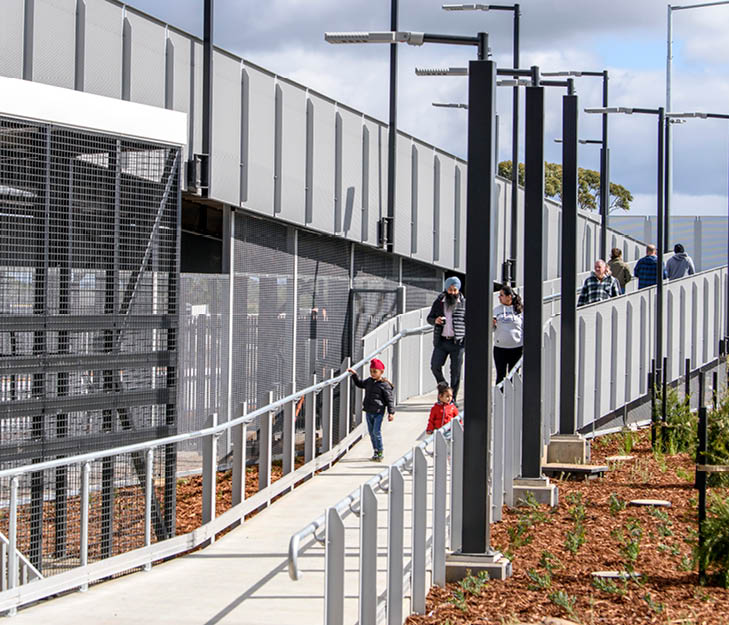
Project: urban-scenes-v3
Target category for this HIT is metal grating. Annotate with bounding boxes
[0,115,180,576]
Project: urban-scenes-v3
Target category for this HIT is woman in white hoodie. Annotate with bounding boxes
[492,285,524,384]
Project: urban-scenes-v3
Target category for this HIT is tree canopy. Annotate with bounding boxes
[497,160,633,213]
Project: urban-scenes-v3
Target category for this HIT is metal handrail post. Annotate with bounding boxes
[324,508,345,625]
[386,465,404,625]
[411,446,427,613]
[358,483,378,625]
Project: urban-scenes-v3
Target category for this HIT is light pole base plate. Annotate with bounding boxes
[445,551,512,582]
[510,476,559,508]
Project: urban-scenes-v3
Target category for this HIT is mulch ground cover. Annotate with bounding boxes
[406,428,729,625]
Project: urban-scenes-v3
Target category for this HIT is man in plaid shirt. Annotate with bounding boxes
[578,260,620,306]
[633,244,668,289]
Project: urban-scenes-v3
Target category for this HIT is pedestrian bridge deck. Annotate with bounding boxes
[10,392,439,625]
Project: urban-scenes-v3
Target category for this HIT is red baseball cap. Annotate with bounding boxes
[370,358,385,371]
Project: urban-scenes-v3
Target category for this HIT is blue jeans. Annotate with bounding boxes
[366,411,385,454]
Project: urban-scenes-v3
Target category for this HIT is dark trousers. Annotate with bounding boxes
[430,337,464,401]
[494,345,523,384]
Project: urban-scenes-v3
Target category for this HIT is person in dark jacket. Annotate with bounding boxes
[347,358,395,462]
[634,244,668,289]
[427,276,465,405]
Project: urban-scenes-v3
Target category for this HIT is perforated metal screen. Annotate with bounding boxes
[0,115,180,574]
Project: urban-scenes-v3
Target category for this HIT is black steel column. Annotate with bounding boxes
[656,108,666,383]
[599,71,609,260]
[462,59,496,555]
[559,93,578,434]
[664,117,671,252]
[201,0,213,196]
[385,0,398,252]
[521,85,544,479]
[509,5,520,286]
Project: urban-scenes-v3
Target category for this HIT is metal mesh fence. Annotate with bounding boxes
[402,258,443,312]
[0,115,180,576]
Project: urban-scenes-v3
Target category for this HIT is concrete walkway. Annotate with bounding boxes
[12,392,442,625]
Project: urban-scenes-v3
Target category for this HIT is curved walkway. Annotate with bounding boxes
[11,392,439,625]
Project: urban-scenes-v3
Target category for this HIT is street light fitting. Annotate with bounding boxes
[415,67,468,76]
[667,111,708,118]
[324,31,425,45]
[496,79,531,86]
[432,102,469,109]
[442,3,492,10]
[585,107,633,114]
[542,71,583,77]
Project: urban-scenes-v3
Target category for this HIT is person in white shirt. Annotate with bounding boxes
[492,285,524,384]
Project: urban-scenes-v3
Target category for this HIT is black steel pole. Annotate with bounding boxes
[509,5,520,287]
[697,404,708,584]
[521,84,544,479]
[477,31,488,61]
[201,0,213,197]
[656,108,665,389]
[664,117,671,252]
[462,59,497,555]
[559,93,578,434]
[385,0,398,252]
[599,71,609,260]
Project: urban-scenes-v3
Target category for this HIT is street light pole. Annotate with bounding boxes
[600,72,609,259]
[386,0,398,252]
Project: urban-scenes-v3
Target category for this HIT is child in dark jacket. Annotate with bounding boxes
[347,358,395,462]
[426,382,459,435]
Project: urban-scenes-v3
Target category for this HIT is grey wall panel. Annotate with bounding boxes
[394,133,412,256]
[437,157,455,270]
[414,141,433,263]
[457,164,467,271]
[211,51,241,206]
[0,0,24,79]
[308,93,336,233]
[84,0,122,98]
[167,31,192,131]
[277,81,307,225]
[362,119,384,245]
[33,0,75,88]
[126,11,165,107]
[244,63,276,216]
[338,107,363,242]
[192,41,203,158]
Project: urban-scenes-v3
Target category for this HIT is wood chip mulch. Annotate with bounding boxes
[406,429,729,625]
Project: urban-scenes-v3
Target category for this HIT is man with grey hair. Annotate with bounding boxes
[577,260,620,306]
[427,276,466,405]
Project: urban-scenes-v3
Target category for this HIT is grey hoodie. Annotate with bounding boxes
[666,252,695,280]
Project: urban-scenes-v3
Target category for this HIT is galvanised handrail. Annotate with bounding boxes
[0,324,432,481]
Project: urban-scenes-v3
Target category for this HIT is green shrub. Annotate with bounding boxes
[654,386,696,455]
[694,494,729,588]
[707,396,729,487]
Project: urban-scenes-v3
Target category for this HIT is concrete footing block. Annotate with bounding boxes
[512,476,559,508]
[445,551,512,582]
[547,434,590,464]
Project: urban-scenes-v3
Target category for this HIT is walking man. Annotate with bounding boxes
[427,276,465,405]
[577,259,620,306]
[634,244,667,289]
[665,243,695,279]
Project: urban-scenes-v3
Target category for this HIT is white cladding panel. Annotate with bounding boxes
[394,133,412,256]
[84,0,122,98]
[211,51,241,206]
[167,31,192,153]
[309,93,336,233]
[338,107,363,242]
[278,80,307,225]
[192,41,203,158]
[127,11,165,107]
[361,119,383,244]
[437,156,455,269]
[33,0,75,89]
[244,64,275,215]
[0,0,23,79]
[457,164,467,270]
[414,141,433,263]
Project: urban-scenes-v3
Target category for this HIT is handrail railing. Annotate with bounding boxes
[0,324,432,481]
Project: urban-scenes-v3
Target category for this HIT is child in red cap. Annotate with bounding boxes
[426,382,459,435]
[347,358,395,462]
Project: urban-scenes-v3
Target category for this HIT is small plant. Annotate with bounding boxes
[447,589,468,612]
[642,592,664,613]
[507,519,534,549]
[612,519,643,572]
[459,569,489,595]
[675,467,692,482]
[693,493,729,588]
[526,568,551,590]
[538,551,562,576]
[565,523,586,554]
[679,554,693,571]
[620,429,635,454]
[548,590,579,621]
[608,492,626,516]
[592,575,626,596]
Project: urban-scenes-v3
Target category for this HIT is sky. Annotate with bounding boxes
[126,0,729,216]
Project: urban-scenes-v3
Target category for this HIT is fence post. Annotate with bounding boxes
[650,360,657,449]
[322,370,334,454]
[339,357,352,443]
[684,357,691,406]
[696,404,708,584]
[661,356,668,452]
[305,374,316,462]
[450,419,464,551]
[324,507,345,625]
[202,412,218,541]
[282,398,295,476]
[392,318,402,405]
[259,391,274,493]
[80,462,89,592]
[432,431,447,587]
[387,466,404,625]
[232,402,248,507]
[8,476,18,612]
[713,370,719,411]
[144,448,154,571]
[359,483,378,625]
[411,446,427,614]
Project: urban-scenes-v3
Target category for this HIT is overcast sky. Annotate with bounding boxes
[129,0,729,216]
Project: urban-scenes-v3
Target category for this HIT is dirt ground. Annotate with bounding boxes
[406,429,729,625]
